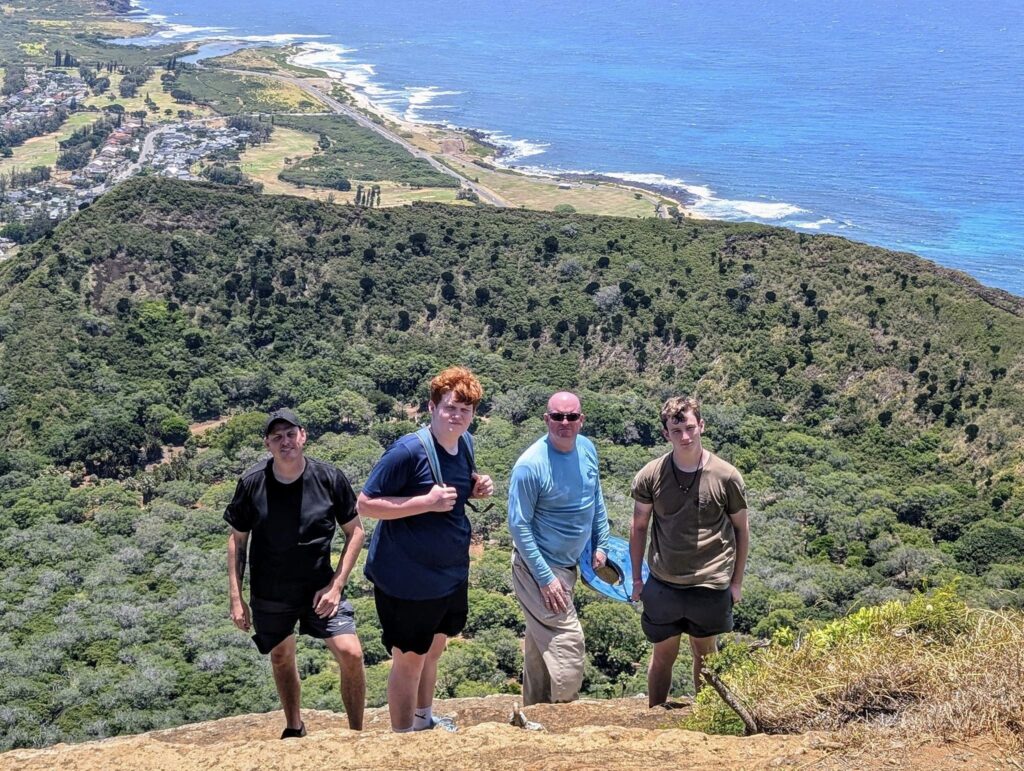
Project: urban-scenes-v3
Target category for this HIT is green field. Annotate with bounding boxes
[173,69,327,115]
[83,71,214,120]
[0,111,93,176]
[238,126,464,207]
[274,114,459,189]
[205,45,327,79]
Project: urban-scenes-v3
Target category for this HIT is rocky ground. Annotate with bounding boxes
[1,697,1020,770]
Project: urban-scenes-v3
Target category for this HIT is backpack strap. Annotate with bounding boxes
[462,430,476,475]
[415,426,444,485]
[414,426,476,486]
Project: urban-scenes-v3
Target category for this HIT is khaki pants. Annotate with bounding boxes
[511,550,585,706]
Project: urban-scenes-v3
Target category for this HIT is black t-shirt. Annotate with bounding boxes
[224,457,357,605]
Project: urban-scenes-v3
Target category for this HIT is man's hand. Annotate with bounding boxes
[313,584,343,619]
[470,473,494,499]
[425,484,458,511]
[592,549,607,571]
[729,582,743,605]
[630,578,644,603]
[540,575,571,614]
[230,596,251,631]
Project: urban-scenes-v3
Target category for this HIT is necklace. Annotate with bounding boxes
[671,452,704,494]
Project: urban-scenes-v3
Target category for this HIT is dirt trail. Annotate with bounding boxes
[1,697,1015,771]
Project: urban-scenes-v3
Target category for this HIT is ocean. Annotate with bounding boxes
[120,0,1024,296]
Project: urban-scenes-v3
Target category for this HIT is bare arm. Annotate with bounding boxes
[355,486,456,520]
[313,516,367,617]
[729,508,749,604]
[227,527,251,631]
[630,501,653,602]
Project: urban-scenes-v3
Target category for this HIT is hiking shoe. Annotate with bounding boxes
[425,715,458,733]
[280,723,307,739]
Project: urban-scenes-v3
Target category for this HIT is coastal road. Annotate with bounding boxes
[219,67,509,208]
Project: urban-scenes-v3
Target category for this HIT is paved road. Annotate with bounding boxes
[113,117,222,183]
[220,68,508,208]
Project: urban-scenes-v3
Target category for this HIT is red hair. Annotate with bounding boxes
[430,366,483,407]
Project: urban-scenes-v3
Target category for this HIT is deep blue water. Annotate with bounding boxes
[125,0,1024,296]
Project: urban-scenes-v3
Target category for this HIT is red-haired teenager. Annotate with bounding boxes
[357,367,494,732]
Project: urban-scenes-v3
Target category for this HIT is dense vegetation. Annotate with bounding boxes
[274,114,459,190]
[0,177,1022,749]
[168,68,323,115]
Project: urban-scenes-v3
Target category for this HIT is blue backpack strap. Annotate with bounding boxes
[461,431,476,474]
[415,427,443,485]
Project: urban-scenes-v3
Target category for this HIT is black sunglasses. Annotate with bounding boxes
[547,412,581,423]
[466,501,495,514]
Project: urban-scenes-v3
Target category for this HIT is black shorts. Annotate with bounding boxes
[639,576,733,642]
[250,596,357,655]
[374,581,469,655]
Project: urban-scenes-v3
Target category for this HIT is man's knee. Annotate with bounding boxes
[690,634,718,659]
[651,636,681,664]
[270,637,296,668]
[390,647,426,674]
[328,633,362,656]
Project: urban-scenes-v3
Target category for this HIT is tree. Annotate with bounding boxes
[159,415,190,445]
[580,602,650,678]
[184,378,226,420]
[954,521,1024,572]
[464,589,524,635]
[66,410,147,477]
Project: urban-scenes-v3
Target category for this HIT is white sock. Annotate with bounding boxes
[393,725,415,733]
[412,706,433,731]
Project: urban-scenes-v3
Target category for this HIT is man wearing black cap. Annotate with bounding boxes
[225,408,366,736]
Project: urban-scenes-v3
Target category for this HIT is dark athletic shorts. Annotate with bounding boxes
[373,581,469,655]
[250,596,357,655]
[639,576,734,642]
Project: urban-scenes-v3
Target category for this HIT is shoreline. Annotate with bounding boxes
[105,6,694,217]
[281,44,694,215]
[87,0,1024,296]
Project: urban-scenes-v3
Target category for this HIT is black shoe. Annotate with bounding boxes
[280,723,307,739]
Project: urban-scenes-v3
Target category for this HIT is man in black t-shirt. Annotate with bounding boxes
[225,409,366,736]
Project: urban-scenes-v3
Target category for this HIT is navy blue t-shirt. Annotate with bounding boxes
[363,431,474,600]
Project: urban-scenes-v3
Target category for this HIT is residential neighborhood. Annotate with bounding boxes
[0,67,89,144]
[1,67,259,252]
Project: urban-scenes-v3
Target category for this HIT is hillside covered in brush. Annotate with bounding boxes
[0,177,1022,749]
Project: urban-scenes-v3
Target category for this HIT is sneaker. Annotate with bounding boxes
[426,715,458,733]
[280,723,307,739]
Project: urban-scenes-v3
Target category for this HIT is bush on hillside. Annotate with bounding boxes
[684,585,1024,751]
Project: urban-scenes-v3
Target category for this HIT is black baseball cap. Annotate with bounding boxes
[263,408,302,436]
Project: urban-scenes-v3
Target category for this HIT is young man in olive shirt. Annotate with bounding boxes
[226,409,366,736]
[629,396,749,706]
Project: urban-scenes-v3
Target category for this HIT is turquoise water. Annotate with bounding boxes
[125,0,1024,296]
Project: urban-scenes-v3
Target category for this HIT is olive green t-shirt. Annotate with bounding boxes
[630,451,747,589]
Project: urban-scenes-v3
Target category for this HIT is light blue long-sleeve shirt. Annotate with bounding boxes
[507,434,612,586]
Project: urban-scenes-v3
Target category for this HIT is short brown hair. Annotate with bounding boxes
[430,366,483,407]
[660,396,701,427]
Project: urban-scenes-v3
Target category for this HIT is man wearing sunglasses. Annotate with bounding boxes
[507,391,611,705]
[357,367,494,733]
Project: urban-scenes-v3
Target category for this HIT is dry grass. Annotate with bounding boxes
[687,586,1024,751]
[443,158,665,218]
[902,610,1024,745]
